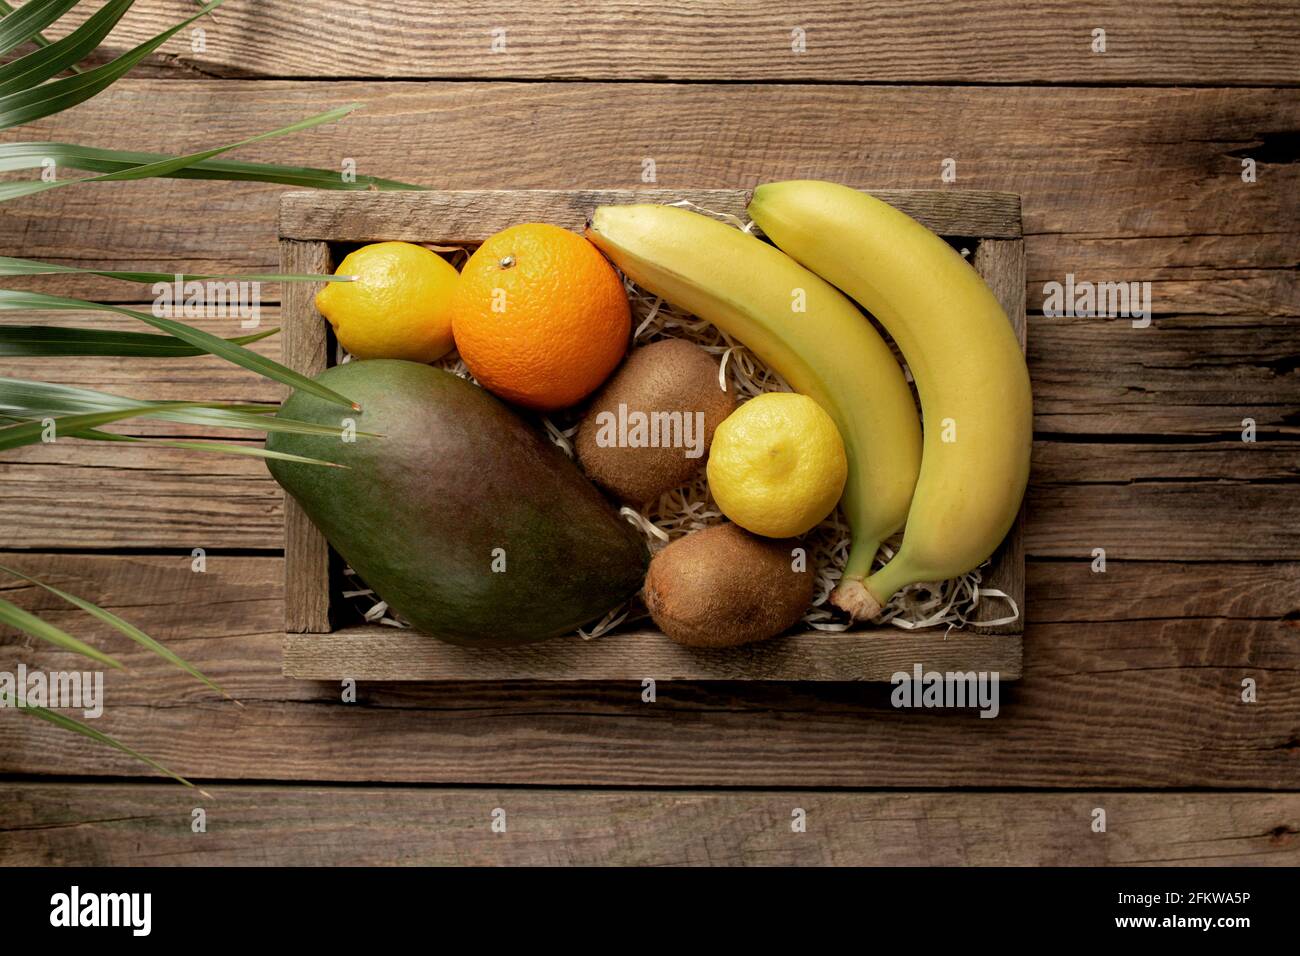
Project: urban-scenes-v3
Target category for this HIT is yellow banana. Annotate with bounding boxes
[748,180,1032,619]
[587,204,921,585]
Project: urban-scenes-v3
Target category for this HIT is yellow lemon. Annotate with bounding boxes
[315,241,459,362]
[707,392,848,537]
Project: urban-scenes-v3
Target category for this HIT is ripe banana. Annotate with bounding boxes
[587,204,922,587]
[748,180,1032,619]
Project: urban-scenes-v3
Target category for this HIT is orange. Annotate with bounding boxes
[450,223,630,411]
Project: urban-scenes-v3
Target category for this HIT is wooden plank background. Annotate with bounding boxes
[0,0,1297,865]
[3,785,1295,866]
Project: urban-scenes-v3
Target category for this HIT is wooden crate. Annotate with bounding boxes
[277,189,1026,682]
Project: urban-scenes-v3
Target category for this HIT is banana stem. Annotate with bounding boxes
[841,537,878,584]
[864,559,914,612]
[831,539,884,620]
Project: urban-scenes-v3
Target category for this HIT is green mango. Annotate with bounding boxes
[266,360,648,646]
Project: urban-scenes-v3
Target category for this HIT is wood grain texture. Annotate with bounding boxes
[1,554,1295,788]
[2,784,1296,866]
[0,442,280,550]
[283,626,1022,682]
[279,188,1023,240]
[1030,313,1300,436]
[278,240,334,634]
[40,1,1300,86]
[0,82,1294,316]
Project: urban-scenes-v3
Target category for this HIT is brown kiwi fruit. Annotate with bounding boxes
[644,522,814,647]
[577,339,734,504]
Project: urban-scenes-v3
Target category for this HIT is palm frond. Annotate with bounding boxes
[0,290,359,410]
[0,323,276,356]
[0,562,236,702]
[0,0,221,130]
[0,596,122,668]
[0,255,352,283]
[70,426,344,468]
[0,103,368,202]
[0,399,220,450]
[0,377,378,438]
[0,0,124,96]
[0,0,83,59]
[0,0,408,790]
[0,140,423,189]
[4,691,202,791]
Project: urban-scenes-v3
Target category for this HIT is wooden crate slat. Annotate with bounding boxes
[285,625,1021,681]
[279,239,335,634]
[970,238,1027,635]
[280,188,1023,242]
[277,188,1026,680]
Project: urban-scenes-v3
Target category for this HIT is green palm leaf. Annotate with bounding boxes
[0,290,359,410]
[0,0,82,56]
[0,0,221,131]
[4,692,201,791]
[0,597,122,668]
[0,103,364,202]
[0,0,123,96]
[0,140,422,190]
[0,0,71,60]
[0,562,236,702]
[70,426,344,468]
[0,0,413,792]
[0,323,276,356]
[0,254,352,284]
[1,402,353,465]
[0,400,217,450]
[0,377,375,438]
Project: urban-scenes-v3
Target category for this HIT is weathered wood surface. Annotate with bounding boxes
[0,443,281,550]
[1030,314,1300,437]
[2,784,1296,866]
[4,441,1294,556]
[0,553,1294,788]
[284,626,1023,682]
[0,82,1294,316]
[43,1,1300,86]
[279,188,1023,240]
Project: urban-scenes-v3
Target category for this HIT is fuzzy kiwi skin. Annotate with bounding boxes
[577,339,734,504]
[644,523,814,647]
